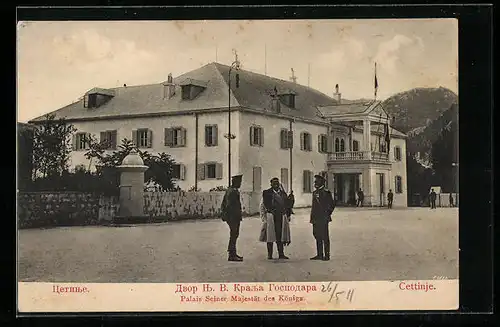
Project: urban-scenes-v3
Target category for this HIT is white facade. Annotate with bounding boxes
[68,109,407,207]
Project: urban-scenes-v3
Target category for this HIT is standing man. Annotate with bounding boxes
[387,189,394,209]
[262,177,291,260]
[357,188,364,207]
[429,188,437,209]
[310,174,335,261]
[449,193,454,207]
[221,174,244,262]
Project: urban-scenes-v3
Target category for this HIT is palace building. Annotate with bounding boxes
[29,62,408,207]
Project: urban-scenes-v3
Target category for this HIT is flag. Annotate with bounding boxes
[374,62,379,99]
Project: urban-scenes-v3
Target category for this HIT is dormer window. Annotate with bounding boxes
[179,78,208,101]
[83,87,115,109]
[275,89,297,109]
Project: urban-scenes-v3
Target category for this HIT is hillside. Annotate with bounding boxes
[407,103,458,165]
[382,87,458,134]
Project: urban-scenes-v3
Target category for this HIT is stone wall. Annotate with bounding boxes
[143,191,260,220]
[17,192,101,229]
[98,196,120,221]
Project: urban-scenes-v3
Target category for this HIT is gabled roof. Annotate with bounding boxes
[29,62,338,123]
[317,100,381,116]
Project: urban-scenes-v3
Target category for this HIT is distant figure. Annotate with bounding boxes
[286,190,295,216]
[429,189,437,209]
[449,193,454,207]
[357,188,364,207]
[387,189,394,209]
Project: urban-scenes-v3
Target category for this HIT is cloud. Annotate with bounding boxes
[316,37,366,71]
[374,34,425,74]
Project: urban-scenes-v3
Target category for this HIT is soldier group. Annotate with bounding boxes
[220,173,335,262]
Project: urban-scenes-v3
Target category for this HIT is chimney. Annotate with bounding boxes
[334,84,341,104]
[163,73,176,99]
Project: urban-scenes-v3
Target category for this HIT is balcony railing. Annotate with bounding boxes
[328,151,389,161]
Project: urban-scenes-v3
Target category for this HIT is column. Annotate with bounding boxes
[362,168,373,206]
[363,119,371,160]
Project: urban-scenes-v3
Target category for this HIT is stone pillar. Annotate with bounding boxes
[362,168,373,206]
[363,119,372,160]
[117,149,149,219]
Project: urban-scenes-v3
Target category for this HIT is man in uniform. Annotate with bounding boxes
[262,177,290,259]
[221,174,244,262]
[356,188,364,207]
[310,174,335,261]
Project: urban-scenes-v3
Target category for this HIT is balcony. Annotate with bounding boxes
[328,151,389,162]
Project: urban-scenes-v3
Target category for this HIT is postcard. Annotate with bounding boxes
[17,18,459,312]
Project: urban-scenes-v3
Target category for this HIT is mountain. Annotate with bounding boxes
[382,87,458,134]
[407,103,458,166]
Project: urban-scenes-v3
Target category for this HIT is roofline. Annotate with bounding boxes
[28,106,330,126]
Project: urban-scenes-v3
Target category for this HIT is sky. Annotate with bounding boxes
[17,19,458,122]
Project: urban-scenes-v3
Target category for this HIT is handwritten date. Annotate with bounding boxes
[321,282,355,303]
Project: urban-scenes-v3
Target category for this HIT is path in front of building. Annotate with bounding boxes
[18,207,458,283]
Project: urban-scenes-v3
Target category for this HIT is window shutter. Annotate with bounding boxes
[300,132,304,150]
[147,130,153,148]
[280,168,288,192]
[180,164,186,181]
[165,128,173,146]
[132,130,138,146]
[72,134,77,150]
[250,126,255,146]
[318,135,322,153]
[303,170,307,193]
[259,128,264,146]
[215,163,223,180]
[287,131,293,148]
[327,136,334,153]
[205,126,210,146]
[111,130,117,149]
[280,130,286,149]
[198,164,206,180]
[213,125,218,146]
[180,128,187,147]
[86,133,92,149]
[100,132,106,145]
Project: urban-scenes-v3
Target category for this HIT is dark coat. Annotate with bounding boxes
[388,192,394,201]
[262,188,290,217]
[221,187,242,222]
[310,187,335,224]
[429,191,437,201]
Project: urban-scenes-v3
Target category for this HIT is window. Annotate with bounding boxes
[133,129,153,148]
[320,171,329,189]
[300,132,312,151]
[281,168,289,192]
[280,129,293,149]
[353,140,359,152]
[271,98,281,113]
[87,94,97,108]
[394,146,402,161]
[205,125,218,146]
[318,134,328,153]
[340,139,345,152]
[303,170,313,193]
[164,127,186,147]
[198,162,223,180]
[395,176,403,193]
[335,138,340,152]
[250,126,264,146]
[172,164,186,180]
[73,132,90,151]
[100,130,117,150]
[181,85,191,100]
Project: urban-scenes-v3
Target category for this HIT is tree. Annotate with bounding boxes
[430,119,458,192]
[32,114,76,179]
[85,138,178,191]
